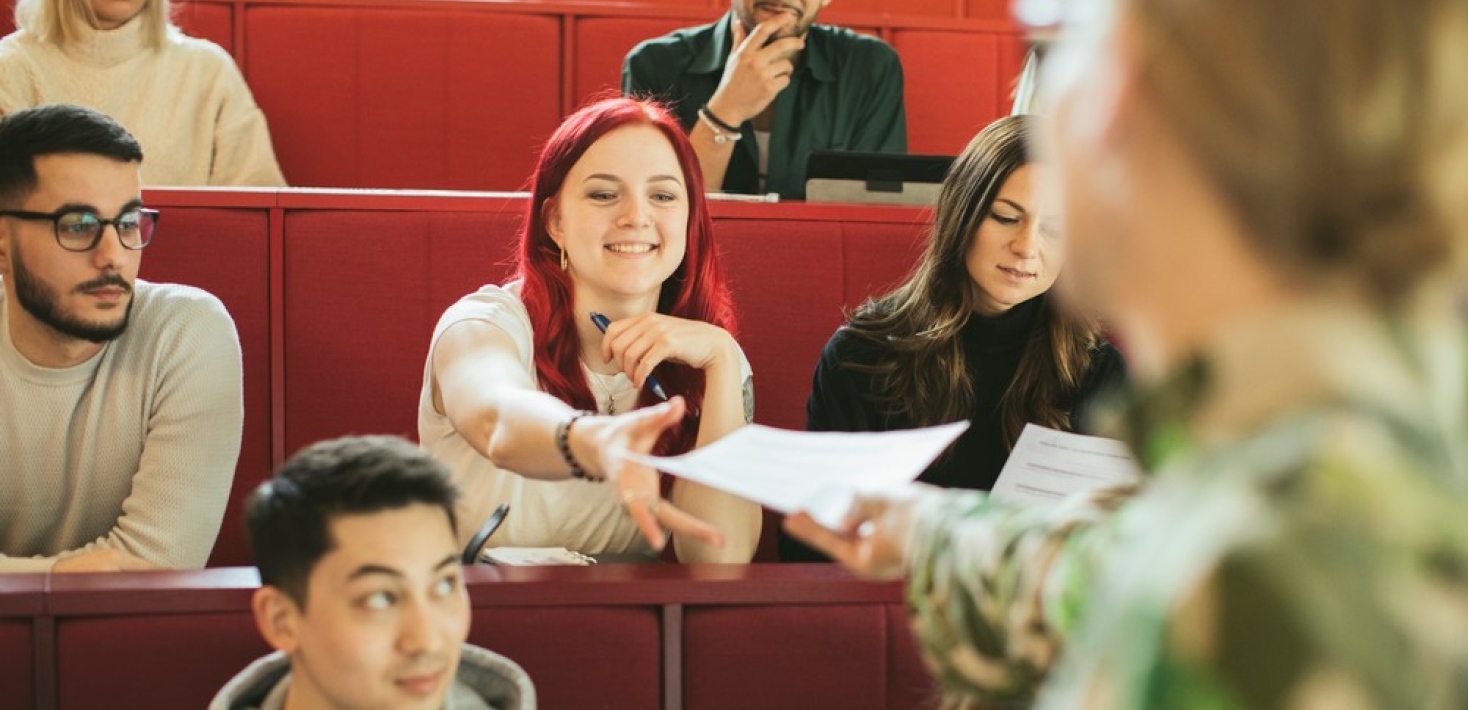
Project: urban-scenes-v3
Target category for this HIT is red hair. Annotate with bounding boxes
[516,97,738,455]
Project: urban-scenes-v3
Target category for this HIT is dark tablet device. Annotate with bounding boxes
[461,503,511,565]
[805,150,954,206]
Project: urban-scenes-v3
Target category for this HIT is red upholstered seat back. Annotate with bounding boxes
[470,607,663,710]
[718,219,846,432]
[282,208,522,456]
[830,0,955,13]
[0,576,42,710]
[56,612,269,709]
[173,0,233,52]
[683,604,938,710]
[718,209,926,561]
[574,16,706,108]
[968,0,1017,21]
[244,7,561,191]
[138,205,272,568]
[0,622,32,708]
[893,28,1029,155]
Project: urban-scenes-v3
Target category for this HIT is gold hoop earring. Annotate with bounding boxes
[560,247,568,271]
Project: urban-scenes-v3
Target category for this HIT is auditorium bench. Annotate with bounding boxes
[6,564,939,710]
[140,188,930,565]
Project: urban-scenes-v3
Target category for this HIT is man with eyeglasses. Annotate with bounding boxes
[0,104,243,573]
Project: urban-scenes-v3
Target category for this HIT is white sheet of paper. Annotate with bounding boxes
[624,422,968,529]
[991,423,1142,506]
[481,547,596,566]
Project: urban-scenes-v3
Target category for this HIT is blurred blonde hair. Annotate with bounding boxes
[1125,0,1468,300]
[14,0,170,49]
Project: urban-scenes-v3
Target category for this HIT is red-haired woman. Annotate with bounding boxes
[418,97,759,563]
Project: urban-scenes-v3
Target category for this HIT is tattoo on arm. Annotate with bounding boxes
[743,375,755,424]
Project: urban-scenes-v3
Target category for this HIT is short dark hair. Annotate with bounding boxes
[0,104,144,209]
[244,436,460,607]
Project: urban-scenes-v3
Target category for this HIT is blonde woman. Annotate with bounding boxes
[0,0,285,186]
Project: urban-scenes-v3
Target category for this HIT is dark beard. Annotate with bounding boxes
[11,242,134,344]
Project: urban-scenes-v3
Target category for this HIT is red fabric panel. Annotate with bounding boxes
[245,8,560,191]
[841,221,928,310]
[718,219,843,562]
[136,207,271,568]
[174,1,234,54]
[0,622,33,710]
[716,219,844,432]
[893,29,1010,155]
[469,606,661,710]
[56,612,269,710]
[282,210,520,456]
[842,0,955,15]
[574,16,706,109]
[683,605,889,710]
[1,3,14,38]
[967,0,1014,21]
[886,604,942,710]
[999,33,1029,101]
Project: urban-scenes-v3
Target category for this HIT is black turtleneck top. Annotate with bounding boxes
[780,295,1127,561]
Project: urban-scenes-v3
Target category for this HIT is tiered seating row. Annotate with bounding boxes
[2,0,1025,189]
[139,188,931,566]
[1,564,937,710]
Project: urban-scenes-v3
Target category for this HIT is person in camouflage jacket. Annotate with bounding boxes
[785,0,1468,708]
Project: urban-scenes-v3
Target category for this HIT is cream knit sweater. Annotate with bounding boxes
[0,16,286,186]
[0,280,244,572]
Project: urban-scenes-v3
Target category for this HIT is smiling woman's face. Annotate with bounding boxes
[546,124,690,305]
[964,164,1065,316]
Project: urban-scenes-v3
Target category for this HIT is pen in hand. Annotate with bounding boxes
[589,312,671,401]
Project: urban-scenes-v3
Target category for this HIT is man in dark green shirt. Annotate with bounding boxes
[622,1,907,200]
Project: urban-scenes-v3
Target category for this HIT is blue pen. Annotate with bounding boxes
[589,312,670,401]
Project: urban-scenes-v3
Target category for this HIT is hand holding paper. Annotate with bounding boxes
[623,421,968,529]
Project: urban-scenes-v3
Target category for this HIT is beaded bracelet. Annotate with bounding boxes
[556,410,602,482]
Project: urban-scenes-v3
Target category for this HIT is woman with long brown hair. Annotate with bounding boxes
[783,115,1124,560]
[816,115,1121,485]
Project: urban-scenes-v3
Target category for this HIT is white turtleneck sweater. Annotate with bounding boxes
[0,280,244,572]
[0,16,286,187]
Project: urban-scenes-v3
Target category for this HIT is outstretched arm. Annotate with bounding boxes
[432,318,723,552]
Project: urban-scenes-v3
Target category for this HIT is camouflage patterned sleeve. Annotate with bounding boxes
[903,485,1136,707]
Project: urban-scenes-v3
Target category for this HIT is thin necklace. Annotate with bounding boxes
[583,363,622,415]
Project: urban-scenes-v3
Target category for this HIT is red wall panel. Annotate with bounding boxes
[894,28,1019,155]
[245,7,561,191]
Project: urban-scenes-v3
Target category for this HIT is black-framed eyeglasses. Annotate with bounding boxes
[0,207,159,252]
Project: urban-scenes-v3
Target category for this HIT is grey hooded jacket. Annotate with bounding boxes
[208,644,535,710]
